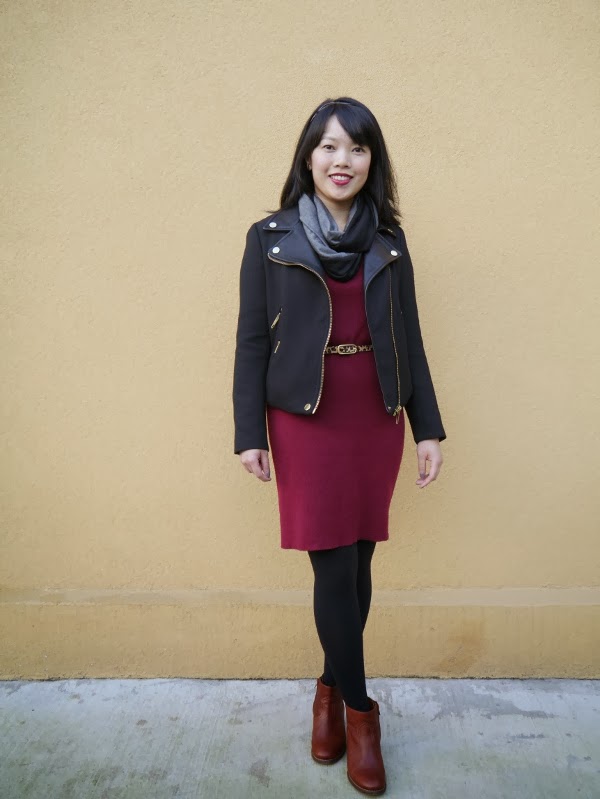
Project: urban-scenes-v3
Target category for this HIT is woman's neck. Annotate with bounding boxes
[313,192,352,231]
[330,208,349,231]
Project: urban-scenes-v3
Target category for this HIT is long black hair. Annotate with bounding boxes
[276,96,401,229]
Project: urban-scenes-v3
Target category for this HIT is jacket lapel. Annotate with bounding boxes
[363,232,401,289]
[267,221,328,280]
[265,205,401,287]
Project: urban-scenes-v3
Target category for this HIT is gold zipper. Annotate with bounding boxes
[270,308,282,329]
[274,339,281,353]
[268,253,332,413]
[389,265,402,424]
[364,280,389,415]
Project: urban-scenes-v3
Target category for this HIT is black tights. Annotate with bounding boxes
[307,540,376,712]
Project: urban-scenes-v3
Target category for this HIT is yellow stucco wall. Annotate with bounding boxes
[2,1,599,678]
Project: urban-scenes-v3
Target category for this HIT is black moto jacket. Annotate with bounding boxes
[232,203,446,454]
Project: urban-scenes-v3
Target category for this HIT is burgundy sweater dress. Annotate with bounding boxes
[266,257,406,551]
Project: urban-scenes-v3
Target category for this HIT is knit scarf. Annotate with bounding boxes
[297,191,379,282]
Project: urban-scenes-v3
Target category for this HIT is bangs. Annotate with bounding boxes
[330,104,375,148]
[307,102,376,151]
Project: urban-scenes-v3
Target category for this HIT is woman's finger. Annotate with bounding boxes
[248,458,262,479]
[259,450,271,480]
[416,455,442,487]
[239,455,251,472]
[417,450,427,481]
[247,457,270,482]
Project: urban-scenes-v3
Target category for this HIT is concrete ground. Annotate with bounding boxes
[0,678,598,799]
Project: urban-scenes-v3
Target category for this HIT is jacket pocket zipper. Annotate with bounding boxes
[270,307,282,329]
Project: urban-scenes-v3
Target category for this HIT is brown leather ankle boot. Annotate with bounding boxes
[345,697,386,795]
[311,677,346,764]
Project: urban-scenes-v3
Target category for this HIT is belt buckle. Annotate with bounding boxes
[337,343,358,355]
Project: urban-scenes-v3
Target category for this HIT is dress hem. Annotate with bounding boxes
[280,533,390,552]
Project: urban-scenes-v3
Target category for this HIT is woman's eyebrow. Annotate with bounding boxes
[320,134,368,147]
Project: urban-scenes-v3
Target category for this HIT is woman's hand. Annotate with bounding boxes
[415,439,443,488]
[239,449,271,482]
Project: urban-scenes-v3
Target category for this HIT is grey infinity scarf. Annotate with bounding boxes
[298,191,379,282]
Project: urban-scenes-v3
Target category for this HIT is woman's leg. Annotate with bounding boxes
[321,540,376,688]
[308,541,374,712]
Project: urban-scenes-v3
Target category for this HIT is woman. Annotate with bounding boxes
[232,97,446,796]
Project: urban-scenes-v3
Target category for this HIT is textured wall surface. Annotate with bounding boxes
[1,0,599,677]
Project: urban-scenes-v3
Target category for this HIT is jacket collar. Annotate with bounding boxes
[263,204,401,289]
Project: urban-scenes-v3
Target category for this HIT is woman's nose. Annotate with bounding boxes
[333,150,351,167]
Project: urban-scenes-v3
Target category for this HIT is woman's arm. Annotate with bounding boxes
[397,227,447,445]
[232,223,271,455]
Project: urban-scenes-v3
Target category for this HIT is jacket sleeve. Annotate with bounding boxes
[397,227,447,445]
[232,223,271,455]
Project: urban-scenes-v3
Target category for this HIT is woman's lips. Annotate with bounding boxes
[329,174,352,186]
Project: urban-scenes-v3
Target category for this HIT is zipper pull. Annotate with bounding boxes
[393,404,402,424]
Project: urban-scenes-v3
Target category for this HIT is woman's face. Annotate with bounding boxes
[307,114,371,217]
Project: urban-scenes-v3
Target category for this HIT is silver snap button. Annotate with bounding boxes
[269,222,277,228]
[272,247,280,253]
[304,403,311,411]
[390,250,398,256]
